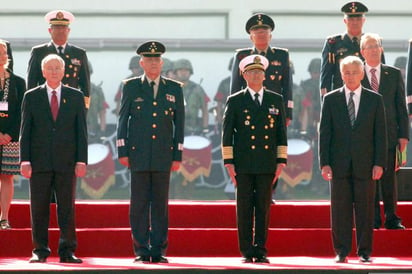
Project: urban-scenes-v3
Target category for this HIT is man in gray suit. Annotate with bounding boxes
[319,56,387,263]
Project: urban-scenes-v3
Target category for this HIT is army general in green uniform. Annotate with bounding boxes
[117,41,184,264]
[223,54,287,264]
[320,2,386,98]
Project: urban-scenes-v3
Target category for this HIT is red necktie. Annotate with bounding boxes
[370,68,379,92]
[51,90,58,121]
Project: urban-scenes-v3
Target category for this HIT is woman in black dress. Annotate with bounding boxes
[0,40,25,229]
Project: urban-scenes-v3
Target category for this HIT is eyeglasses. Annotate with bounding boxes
[244,70,264,75]
[362,44,381,50]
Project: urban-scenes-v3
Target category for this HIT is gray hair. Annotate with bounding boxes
[41,54,65,70]
[360,33,382,49]
[339,55,364,72]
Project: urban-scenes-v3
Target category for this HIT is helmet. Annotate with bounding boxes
[162,58,173,73]
[173,59,193,74]
[394,56,407,69]
[129,56,141,70]
[308,58,321,73]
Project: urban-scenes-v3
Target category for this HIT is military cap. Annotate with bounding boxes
[45,10,75,26]
[341,2,368,17]
[136,41,165,57]
[239,54,269,73]
[245,13,275,34]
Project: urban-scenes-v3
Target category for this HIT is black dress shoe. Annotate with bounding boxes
[134,256,151,263]
[151,256,168,263]
[359,255,372,263]
[334,255,348,263]
[385,221,406,230]
[60,255,83,263]
[255,256,270,263]
[29,254,47,263]
[242,257,254,263]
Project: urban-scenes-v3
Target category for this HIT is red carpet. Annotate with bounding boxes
[1,200,412,258]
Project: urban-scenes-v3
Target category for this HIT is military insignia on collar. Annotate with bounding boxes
[134,97,144,102]
[166,94,175,102]
[71,58,81,66]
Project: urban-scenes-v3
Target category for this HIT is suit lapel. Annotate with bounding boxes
[39,85,55,122]
[379,65,391,96]
[354,88,370,128]
[337,88,352,128]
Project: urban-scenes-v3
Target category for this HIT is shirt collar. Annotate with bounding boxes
[46,84,62,94]
[143,74,160,86]
[343,84,362,96]
[248,87,264,98]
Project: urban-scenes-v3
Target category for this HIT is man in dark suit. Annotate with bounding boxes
[27,10,90,109]
[117,41,184,264]
[222,54,288,264]
[320,2,385,98]
[319,56,387,263]
[230,13,293,126]
[20,54,88,264]
[360,33,409,229]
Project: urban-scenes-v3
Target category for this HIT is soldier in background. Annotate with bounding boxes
[320,2,385,97]
[394,56,407,82]
[299,58,321,137]
[27,10,90,109]
[213,57,233,131]
[174,58,209,135]
[113,56,143,116]
[161,58,175,79]
[87,61,108,143]
[230,13,293,125]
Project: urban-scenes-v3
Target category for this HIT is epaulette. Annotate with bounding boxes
[270,46,289,53]
[327,34,343,44]
[235,47,252,53]
[162,77,184,88]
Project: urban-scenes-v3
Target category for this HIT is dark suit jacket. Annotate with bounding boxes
[27,42,90,98]
[117,76,185,172]
[222,88,288,174]
[230,47,293,119]
[20,85,88,172]
[0,71,25,141]
[361,64,409,149]
[319,87,387,179]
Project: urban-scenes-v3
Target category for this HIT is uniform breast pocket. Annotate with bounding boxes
[130,101,143,118]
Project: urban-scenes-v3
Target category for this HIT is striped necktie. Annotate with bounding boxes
[370,68,379,92]
[348,92,356,127]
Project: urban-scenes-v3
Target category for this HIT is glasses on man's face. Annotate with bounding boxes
[362,44,381,50]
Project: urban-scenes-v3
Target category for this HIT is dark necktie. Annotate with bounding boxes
[58,46,64,55]
[370,68,379,92]
[260,51,266,57]
[352,37,359,48]
[51,90,58,121]
[348,92,355,127]
[254,93,260,106]
[150,81,156,98]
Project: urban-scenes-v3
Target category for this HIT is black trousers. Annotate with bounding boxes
[375,148,400,224]
[235,173,274,258]
[29,171,77,258]
[330,176,375,257]
[130,171,170,257]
